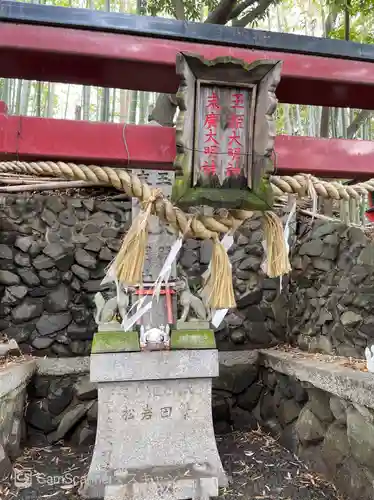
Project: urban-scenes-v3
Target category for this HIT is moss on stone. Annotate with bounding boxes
[171,329,216,349]
[92,331,140,353]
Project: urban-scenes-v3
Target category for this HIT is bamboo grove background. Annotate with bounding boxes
[1,0,374,142]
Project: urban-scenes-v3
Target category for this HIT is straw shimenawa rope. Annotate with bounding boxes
[0,160,296,308]
[271,175,374,200]
[0,161,252,239]
[0,161,373,201]
[1,160,371,289]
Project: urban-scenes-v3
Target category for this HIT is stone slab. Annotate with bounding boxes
[0,359,35,399]
[90,350,219,382]
[82,377,226,498]
[35,351,257,376]
[261,348,374,410]
[171,330,216,350]
[176,321,210,331]
[92,331,140,354]
[0,360,34,479]
[220,350,259,367]
[36,356,89,375]
[104,464,218,499]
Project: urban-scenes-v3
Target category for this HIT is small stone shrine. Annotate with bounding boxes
[81,52,282,500]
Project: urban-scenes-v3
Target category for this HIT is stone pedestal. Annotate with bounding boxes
[81,349,227,499]
[104,464,218,500]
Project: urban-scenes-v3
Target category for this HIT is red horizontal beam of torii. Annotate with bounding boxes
[2,23,374,109]
[1,103,374,179]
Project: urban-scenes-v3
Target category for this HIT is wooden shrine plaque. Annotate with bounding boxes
[172,53,282,211]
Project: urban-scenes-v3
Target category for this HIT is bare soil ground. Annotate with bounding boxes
[1,429,344,500]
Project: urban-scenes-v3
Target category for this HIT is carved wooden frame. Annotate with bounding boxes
[172,52,282,209]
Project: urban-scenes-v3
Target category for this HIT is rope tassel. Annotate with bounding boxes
[113,192,159,286]
[263,211,291,278]
[202,237,236,310]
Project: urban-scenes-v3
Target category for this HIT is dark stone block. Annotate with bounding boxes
[14,252,31,267]
[11,299,43,324]
[67,322,95,340]
[28,287,50,298]
[44,285,71,313]
[0,244,13,260]
[25,401,56,433]
[33,255,54,270]
[39,269,61,288]
[18,269,40,287]
[237,289,263,309]
[0,270,20,286]
[48,386,74,415]
[230,407,257,431]
[237,383,263,411]
[36,312,72,336]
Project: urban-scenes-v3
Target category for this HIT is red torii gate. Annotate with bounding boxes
[1,1,374,180]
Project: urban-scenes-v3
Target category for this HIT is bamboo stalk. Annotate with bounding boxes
[299,209,362,227]
[0,178,65,185]
[0,173,67,181]
[0,181,104,192]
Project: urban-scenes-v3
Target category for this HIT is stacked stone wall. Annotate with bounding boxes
[289,219,374,357]
[0,193,287,355]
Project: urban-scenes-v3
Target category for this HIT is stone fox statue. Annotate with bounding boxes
[94,284,130,325]
[174,275,210,322]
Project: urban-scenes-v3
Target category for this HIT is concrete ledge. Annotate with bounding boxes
[36,357,90,375]
[0,359,36,399]
[0,359,36,478]
[261,349,374,410]
[220,350,259,367]
[35,351,259,377]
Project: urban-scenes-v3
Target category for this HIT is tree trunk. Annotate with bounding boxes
[129,91,138,124]
[46,82,55,118]
[83,86,91,120]
[64,85,71,120]
[320,108,330,137]
[20,80,31,116]
[36,82,42,117]
[111,89,117,121]
[319,8,338,138]
[139,91,148,124]
[15,80,22,115]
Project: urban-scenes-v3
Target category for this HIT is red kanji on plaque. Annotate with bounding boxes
[204,145,219,155]
[204,113,219,129]
[229,114,245,129]
[228,131,242,147]
[227,164,241,176]
[205,129,219,145]
[231,93,244,109]
[228,147,242,162]
[207,91,220,110]
[202,159,217,174]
